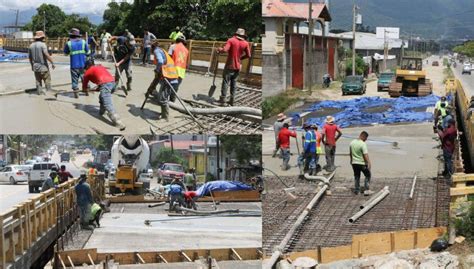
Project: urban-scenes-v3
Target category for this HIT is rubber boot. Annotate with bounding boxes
[108,112,126,131]
[160,105,169,122]
[227,95,234,106]
[73,89,79,99]
[218,96,226,106]
[99,105,106,116]
[126,79,132,92]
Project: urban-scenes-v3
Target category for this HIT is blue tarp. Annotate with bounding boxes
[0,48,28,62]
[196,181,254,197]
[289,95,450,129]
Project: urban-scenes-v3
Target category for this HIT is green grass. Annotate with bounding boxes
[443,66,454,84]
[262,89,303,119]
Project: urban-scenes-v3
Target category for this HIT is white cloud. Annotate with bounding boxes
[0,0,132,15]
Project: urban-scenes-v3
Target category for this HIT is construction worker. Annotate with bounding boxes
[75,173,94,230]
[58,165,74,184]
[168,34,189,101]
[83,60,126,130]
[42,170,58,191]
[64,28,90,98]
[438,119,456,179]
[434,96,449,121]
[184,169,195,191]
[99,29,111,60]
[142,30,156,65]
[169,26,183,41]
[349,131,372,196]
[278,123,297,170]
[321,116,342,172]
[312,124,323,174]
[217,28,251,106]
[273,113,290,158]
[146,40,179,121]
[89,202,105,228]
[435,102,449,130]
[110,33,135,92]
[88,164,97,175]
[28,30,55,95]
[169,177,185,212]
[302,123,317,175]
[184,190,198,210]
[88,32,99,59]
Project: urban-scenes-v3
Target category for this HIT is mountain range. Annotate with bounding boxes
[288,0,474,39]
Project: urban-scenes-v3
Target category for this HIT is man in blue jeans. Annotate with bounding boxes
[349,131,372,196]
[83,60,126,130]
[75,173,94,230]
[64,28,90,98]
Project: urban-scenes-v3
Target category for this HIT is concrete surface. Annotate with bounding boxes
[83,202,262,252]
[263,122,440,179]
[0,149,89,212]
[0,56,227,134]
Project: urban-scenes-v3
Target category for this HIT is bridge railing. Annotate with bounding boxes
[0,175,104,268]
[3,38,262,86]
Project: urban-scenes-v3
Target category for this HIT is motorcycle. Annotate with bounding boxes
[323,74,331,88]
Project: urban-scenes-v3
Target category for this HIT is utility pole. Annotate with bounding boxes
[14,9,19,27]
[352,3,357,76]
[43,10,46,33]
[383,29,388,71]
[307,0,313,91]
[204,134,208,182]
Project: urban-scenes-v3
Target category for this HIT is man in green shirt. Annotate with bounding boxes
[184,169,195,191]
[169,27,183,41]
[349,131,372,196]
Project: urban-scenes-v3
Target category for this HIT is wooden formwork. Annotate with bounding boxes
[107,190,261,203]
[56,247,262,267]
[0,179,79,269]
[450,173,474,210]
[284,227,446,265]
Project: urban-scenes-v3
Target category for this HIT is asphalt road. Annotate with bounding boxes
[0,150,90,213]
[452,62,474,97]
[0,56,219,134]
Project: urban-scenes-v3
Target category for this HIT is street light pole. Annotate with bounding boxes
[43,11,46,33]
[352,3,357,76]
[308,0,313,91]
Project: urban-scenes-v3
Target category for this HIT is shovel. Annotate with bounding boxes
[208,52,219,97]
[109,43,128,96]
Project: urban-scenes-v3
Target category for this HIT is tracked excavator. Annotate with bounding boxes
[108,135,151,195]
[388,57,433,97]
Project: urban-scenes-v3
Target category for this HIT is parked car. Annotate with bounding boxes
[60,152,70,162]
[377,72,394,92]
[462,64,472,75]
[0,165,30,184]
[157,163,185,184]
[432,61,439,66]
[24,159,37,166]
[0,160,7,168]
[342,75,366,95]
[28,162,59,193]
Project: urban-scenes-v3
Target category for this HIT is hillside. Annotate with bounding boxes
[288,0,474,39]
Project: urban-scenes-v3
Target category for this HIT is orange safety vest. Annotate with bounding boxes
[89,167,96,175]
[315,131,322,154]
[172,43,189,78]
[153,48,179,79]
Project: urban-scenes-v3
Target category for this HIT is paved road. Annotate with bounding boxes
[0,150,90,213]
[452,62,474,97]
[0,56,221,134]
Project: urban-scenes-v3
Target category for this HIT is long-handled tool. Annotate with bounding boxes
[162,78,206,131]
[295,136,305,177]
[205,43,216,77]
[140,86,154,110]
[208,51,219,97]
[109,42,128,96]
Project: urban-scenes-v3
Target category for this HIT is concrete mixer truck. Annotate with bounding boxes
[108,135,151,194]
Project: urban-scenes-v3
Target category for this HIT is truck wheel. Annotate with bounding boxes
[29,185,34,193]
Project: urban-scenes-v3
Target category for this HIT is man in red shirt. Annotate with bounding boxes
[321,116,342,172]
[83,60,125,130]
[184,191,198,210]
[438,119,456,178]
[58,165,74,184]
[217,28,251,106]
[278,123,297,170]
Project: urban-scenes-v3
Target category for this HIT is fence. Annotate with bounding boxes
[0,176,104,268]
[285,227,446,264]
[3,37,262,86]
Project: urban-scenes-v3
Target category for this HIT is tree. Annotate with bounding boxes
[453,41,474,58]
[346,54,368,76]
[219,135,261,165]
[152,148,187,167]
[23,4,94,38]
[100,1,133,35]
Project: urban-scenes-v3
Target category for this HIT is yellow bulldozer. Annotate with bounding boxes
[388,57,432,97]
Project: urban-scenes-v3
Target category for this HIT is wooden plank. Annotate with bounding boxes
[416,227,446,248]
[320,245,352,264]
[393,230,416,251]
[352,231,392,257]
[450,186,474,196]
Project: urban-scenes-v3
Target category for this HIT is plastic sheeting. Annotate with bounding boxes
[196,180,254,197]
[0,49,28,62]
[290,95,449,129]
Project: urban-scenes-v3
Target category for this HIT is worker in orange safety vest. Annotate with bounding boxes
[168,34,189,102]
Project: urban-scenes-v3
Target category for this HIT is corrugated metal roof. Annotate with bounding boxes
[262,0,331,21]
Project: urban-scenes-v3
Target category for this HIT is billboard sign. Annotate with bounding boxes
[376,27,400,39]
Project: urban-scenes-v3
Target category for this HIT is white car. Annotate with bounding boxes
[0,165,30,184]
